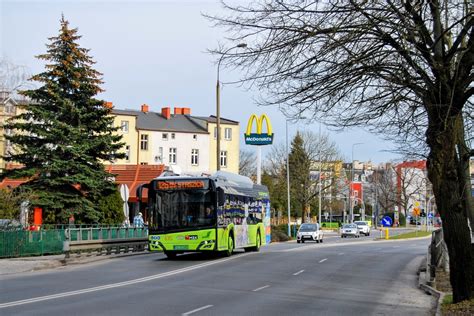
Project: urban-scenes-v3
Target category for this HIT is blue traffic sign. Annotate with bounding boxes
[428,213,433,218]
[381,216,393,227]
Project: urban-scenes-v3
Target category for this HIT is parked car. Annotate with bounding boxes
[297,223,324,243]
[354,221,370,236]
[340,223,360,238]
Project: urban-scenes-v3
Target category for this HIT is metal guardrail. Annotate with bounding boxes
[63,226,148,258]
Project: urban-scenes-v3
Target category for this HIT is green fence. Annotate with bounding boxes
[0,229,65,258]
[0,227,148,258]
[67,227,148,241]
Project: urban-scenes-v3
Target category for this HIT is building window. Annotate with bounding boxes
[224,128,232,140]
[171,133,175,139]
[4,103,14,114]
[120,120,129,133]
[220,150,227,168]
[193,134,197,140]
[162,133,168,141]
[140,134,148,151]
[191,149,199,166]
[169,148,177,164]
[125,145,130,162]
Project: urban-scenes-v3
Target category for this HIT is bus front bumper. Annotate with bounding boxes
[148,240,216,252]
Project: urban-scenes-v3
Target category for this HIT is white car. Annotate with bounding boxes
[297,223,324,243]
[354,221,371,236]
[340,223,360,238]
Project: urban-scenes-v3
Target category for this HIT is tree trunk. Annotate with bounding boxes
[426,113,473,302]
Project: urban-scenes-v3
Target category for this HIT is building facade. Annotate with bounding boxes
[111,104,240,174]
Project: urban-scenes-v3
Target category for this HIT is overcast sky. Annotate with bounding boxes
[1,0,403,164]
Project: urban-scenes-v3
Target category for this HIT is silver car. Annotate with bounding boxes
[354,221,371,236]
[341,223,360,238]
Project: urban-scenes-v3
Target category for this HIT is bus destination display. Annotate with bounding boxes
[156,180,208,190]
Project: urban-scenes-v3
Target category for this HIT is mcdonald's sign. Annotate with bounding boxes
[244,114,274,145]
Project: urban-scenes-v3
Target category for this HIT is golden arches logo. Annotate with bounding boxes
[244,114,274,145]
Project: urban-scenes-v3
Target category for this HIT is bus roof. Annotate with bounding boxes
[152,171,269,199]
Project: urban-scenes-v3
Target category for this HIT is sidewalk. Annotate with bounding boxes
[0,252,151,276]
[0,255,65,276]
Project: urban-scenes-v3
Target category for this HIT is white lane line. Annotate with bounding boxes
[252,285,270,292]
[338,252,344,255]
[319,258,328,263]
[293,269,305,276]
[0,253,252,309]
[182,305,214,316]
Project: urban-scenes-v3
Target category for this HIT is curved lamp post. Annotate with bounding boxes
[350,143,363,223]
[216,43,247,171]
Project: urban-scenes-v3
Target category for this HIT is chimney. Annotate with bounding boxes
[161,107,171,119]
[174,107,183,115]
[141,104,149,113]
[104,101,113,109]
[182,107,191,115]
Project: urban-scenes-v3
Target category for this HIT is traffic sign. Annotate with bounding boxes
[381,216,393,227]
[428,212,433,218]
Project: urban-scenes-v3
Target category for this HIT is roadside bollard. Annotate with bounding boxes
[385,228,389,240]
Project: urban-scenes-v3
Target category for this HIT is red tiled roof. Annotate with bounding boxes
[0,164,165,201]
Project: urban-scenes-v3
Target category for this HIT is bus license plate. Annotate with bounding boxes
[173,245,188,250]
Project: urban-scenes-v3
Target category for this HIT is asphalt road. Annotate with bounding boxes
[0,232,436,315]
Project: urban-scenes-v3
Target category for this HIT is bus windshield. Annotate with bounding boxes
[150,189,215,232]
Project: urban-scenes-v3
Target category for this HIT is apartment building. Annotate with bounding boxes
[0,92,27,171]
[110,104,240,174]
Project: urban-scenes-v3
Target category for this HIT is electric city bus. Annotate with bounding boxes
[137,171,271,259]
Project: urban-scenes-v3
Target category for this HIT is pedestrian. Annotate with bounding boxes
[133,212,144,228]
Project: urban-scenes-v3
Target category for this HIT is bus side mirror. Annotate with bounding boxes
[217,188,225,207]
[136,184,149,203]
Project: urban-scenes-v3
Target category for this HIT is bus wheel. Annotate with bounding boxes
[164,251,176,259]
[224,235,234,257]
[253,232,261,252]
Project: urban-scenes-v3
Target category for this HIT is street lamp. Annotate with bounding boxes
[286,119,291,236]
[216,43,247,171]
[350,143,363,223]
[318,122,322,227]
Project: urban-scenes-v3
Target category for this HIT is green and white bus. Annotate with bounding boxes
[137,171,271,259]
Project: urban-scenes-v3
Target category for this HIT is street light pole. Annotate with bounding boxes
[216,43,247,171]
[286,119,291,237]
[318,122,322,227]
[350,143,363,223]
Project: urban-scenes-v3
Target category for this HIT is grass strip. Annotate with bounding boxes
[388,231,431,239]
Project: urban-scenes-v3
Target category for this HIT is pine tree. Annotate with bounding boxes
[288,132,311,222]
[3,16,124,224]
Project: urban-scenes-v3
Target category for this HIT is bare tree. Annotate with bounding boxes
[239,149,257,177]
[208,1,474,301]
[0,58,31,96]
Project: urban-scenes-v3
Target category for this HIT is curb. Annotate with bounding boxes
[0,251,151,276]
[418,258,446,316]
[419,282,445,316]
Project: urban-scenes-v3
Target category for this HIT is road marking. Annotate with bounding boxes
[0,253,253,309]
[252,285,270,292]
[338,252,344,255]
[293,269,305,276]
[182,305,213,315]
[319,258,327,263]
